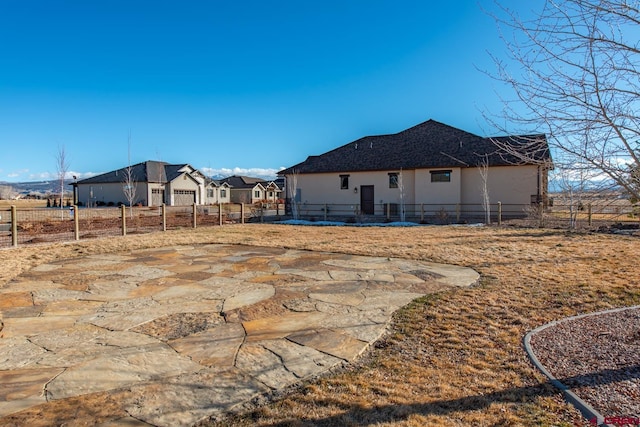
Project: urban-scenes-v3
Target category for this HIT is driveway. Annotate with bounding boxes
[0,244,478,426]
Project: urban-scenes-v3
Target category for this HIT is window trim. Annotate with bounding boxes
[430,170,452,183]
[388,172,399,188]
[340,174,350,190]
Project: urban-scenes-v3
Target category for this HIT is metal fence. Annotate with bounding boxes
[286,200,638,226]
[288,202,533,224]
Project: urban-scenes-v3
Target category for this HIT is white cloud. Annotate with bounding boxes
[28,172,56,181]
[24,171,100,181]
[66,171,101,180]
[6,169,29,179]
[201,167,285,180]
[14,166,282,183]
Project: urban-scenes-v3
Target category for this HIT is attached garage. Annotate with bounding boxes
[173,190,196,206]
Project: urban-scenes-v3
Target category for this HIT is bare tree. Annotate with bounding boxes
[397,169,406,222]
[487,0,640,201]
[55,145,69,218]
[123,131,137,217]
[477,155,491,224]
[286,169,300,220]
[0,185,16,200]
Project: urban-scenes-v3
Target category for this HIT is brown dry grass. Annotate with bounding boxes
[0,199,48,209]
[1,224,639,426]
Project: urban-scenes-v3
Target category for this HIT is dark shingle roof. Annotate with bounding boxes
[77,161,190,184]
[279,119,551,174]
[219,175,272,189]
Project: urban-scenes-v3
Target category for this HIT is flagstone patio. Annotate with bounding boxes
[0,244,479,426]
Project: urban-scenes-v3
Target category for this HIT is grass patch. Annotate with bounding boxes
[1,224,638,426]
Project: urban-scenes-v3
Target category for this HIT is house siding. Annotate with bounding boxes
[280,120,551,219]
[414,168,461,206]
[166,174,201,206]
[460,165,539,207]
[77,182,148,207]
[286,165,542,217]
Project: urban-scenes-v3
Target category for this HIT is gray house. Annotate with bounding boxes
[218,175,282,204]
[74,161,228,207]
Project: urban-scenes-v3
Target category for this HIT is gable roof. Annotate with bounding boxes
[219,175,279,190]
[77,161,195,184]
[279,119,551,175]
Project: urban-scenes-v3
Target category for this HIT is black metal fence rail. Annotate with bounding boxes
[287,201,638,229]
[289,202,532,223]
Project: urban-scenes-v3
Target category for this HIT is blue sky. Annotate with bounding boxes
[0,1,539,183]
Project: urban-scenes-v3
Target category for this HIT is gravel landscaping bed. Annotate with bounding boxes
[529,307,640,419]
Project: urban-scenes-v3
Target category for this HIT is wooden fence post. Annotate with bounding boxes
[497,202,502,226]
[162,204,166,232]
[73,205,79,240]
[11,205,17,247]
[240,203,245,224]
[588,203,592,227]
[193,203,197,229]
[219,203,223,226]
[121,204,127,236]
[538,202,544,228]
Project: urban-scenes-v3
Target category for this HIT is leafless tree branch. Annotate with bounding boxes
[485,0,640,200]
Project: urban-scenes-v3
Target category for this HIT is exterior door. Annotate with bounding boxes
[360,185,374,215]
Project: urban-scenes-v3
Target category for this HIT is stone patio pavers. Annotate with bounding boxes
[0,244,479,426]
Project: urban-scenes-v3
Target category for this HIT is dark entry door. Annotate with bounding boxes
[360,185,374,215]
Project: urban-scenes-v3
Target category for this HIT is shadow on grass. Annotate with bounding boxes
[254,365,640,426]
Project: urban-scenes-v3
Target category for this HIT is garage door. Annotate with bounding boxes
[174,190,196,206]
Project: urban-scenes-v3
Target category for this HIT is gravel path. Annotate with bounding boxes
[529,307,640,418]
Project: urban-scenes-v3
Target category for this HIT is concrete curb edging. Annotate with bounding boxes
[523,305,640,427]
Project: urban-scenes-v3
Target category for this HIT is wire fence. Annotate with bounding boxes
[286,201,639,229]
[0,200,637,248]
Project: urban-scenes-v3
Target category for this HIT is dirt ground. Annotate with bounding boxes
[1,223,639,426]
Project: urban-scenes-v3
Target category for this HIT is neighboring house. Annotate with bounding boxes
[278,119,552,218]
[218,175,282,204]
[75,161,227,207]
[208,180,231,205]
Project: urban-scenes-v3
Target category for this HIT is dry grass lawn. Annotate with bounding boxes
[1,224,639,426]
[0,199,48,209]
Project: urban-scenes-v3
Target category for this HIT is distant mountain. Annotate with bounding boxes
[0,180,71,196]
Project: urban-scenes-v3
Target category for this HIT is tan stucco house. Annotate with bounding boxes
[218,175,282,204]
[75,161,230,207]
[278,119,552,219]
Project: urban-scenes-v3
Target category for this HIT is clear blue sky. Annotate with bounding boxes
[0,1,538,183]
